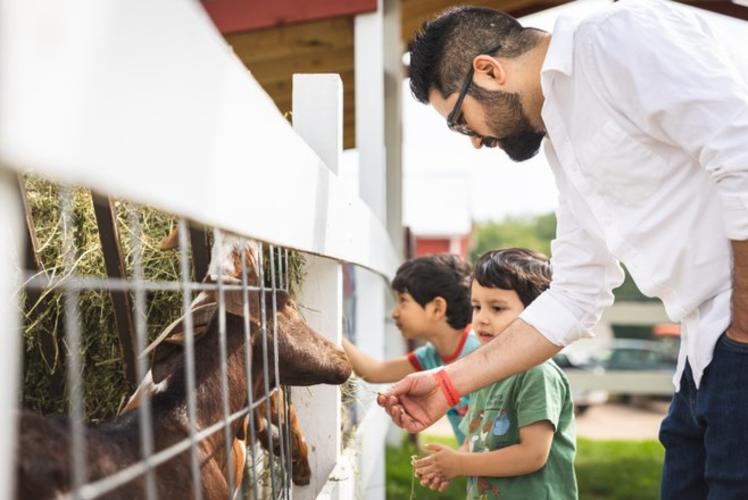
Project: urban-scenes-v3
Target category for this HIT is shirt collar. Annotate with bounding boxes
[541,15,577,81]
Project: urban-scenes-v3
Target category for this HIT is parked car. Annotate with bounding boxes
[594,339,677,371]
[580,339,678,401]
[553,352,608,416]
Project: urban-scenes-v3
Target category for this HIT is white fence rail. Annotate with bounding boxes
[0,2,398,499]
[0,0,398,281]
[566,370,674,397]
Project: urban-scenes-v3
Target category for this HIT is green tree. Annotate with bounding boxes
[470,213,653,302]
[470,214,556,261]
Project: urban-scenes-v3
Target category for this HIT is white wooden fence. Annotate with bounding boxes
[564,302,677,397]
[0,1,398,499]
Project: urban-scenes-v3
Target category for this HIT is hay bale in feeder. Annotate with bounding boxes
[21,177,185,421]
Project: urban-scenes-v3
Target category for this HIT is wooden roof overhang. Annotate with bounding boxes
[201,0,747,150]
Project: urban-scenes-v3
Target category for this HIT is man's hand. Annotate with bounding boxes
[376,371,449,433]
[728,239,748,344]
[378,320,560,431]
[415,443,462,484]
[726,326,748,344]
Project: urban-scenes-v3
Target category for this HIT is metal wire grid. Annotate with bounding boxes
[22,187,295,500]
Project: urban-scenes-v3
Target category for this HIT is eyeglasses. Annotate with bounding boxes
[446,42,503,147]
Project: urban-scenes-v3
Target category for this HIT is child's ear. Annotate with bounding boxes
[429,297,448,320]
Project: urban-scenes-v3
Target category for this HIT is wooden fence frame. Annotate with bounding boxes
[0,3,399,496]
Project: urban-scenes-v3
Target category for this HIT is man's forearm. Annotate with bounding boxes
[730,240,748,340]
[445,319,561,395]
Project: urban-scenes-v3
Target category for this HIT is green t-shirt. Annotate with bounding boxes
[458,360,578,500]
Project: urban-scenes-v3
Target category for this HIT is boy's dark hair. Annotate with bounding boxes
[392,254,472,329]
[474,248,551,307]
[408,6,543,104]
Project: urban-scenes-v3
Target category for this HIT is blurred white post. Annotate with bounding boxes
[355,3,390,499]
[0,168,23,500]
[382,0,407,450]
[292,74,344,500]
[383,0,404,258]
[355,2,386,221]
[291,74,343,176]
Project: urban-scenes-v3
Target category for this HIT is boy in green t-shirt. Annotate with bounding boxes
[414,248,578,500]
[342,254,480,443]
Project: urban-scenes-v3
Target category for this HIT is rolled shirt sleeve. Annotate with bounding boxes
[581,1,748,240]
[520,189,624,346]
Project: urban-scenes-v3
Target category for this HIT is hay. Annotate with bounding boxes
[20,176,305,422]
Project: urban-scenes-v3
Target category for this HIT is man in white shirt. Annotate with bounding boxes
[378,1,748,497]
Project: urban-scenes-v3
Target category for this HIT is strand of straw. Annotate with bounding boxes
[410,455,418,500]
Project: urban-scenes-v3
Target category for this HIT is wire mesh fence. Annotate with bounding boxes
[15,178,310,500]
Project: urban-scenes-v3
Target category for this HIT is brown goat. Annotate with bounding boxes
[15,287,352,499]
[149,228,314,487]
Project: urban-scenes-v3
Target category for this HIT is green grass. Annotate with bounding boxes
[386,435,467,500]
[386,435,664,500]
[575,438,664,500]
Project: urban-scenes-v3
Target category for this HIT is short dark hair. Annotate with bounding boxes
[392,254,472,329]
[408,6,543,104]
[474,248,551,307]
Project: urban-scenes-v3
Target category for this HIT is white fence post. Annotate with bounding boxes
[355,5,391,498]
[383,0,404,258]
[0,169,23,500]
[295,256,343,499]
[352,268,390,498]
[291,74,345,500]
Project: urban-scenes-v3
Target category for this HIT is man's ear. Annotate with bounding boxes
[473,54,505,89]
[429,296,448,320]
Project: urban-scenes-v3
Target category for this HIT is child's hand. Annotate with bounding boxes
[414,443,462,481]
[418,473,451,492]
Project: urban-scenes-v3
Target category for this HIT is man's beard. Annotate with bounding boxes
[475,88,545,162]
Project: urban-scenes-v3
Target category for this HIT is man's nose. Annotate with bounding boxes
[470,136,483,149]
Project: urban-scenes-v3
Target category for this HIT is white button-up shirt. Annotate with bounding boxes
[518,0,748,390]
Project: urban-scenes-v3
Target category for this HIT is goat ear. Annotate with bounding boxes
[162,303,216,344]
[149,303,216,384]
[145,302,216,356]
[151,346,182,385]
[208,285,260,319]
[267,290,291,312]
[159,224,179,251]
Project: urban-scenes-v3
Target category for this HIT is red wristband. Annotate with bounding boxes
[432,369,460,407]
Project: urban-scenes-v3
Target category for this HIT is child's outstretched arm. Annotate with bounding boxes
[415,421,554,482]
[342,338,415,383]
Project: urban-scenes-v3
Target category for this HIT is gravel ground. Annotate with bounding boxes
[576,399,670,440]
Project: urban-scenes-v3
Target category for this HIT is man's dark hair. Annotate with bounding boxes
[408,6,543,103]
[392,254,472,329]
[474,248,551,307]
